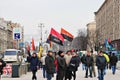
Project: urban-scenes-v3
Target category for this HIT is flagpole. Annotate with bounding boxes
[38,23,44,45]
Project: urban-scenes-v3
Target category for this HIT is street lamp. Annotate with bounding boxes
[38,23,44,45]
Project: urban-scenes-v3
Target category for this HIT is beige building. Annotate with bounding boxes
[95,0,120,45]
[0,18,24,52]
[87,21,96,50]
[0,18,8,52]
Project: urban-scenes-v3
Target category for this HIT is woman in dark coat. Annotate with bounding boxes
[28,53,39,80]
[69,53,80,80]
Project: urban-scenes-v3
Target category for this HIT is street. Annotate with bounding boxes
[1,66,120,80]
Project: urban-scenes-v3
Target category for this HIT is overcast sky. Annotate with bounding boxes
[0,0,104,44]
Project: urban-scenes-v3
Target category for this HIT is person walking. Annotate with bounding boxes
[0,55,6,79]
[81,54,86,71]
[110,53,118,75]
[45,50,55,80]
[41,53,47,78]
[27,52,39,80]
[69,52,80,80]
[64,50,72,80]
[96,51,107,80]
[103,52,110,75]
[84,51,93,78]
[57,51,66,80]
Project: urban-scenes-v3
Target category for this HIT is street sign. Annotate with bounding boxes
[13,28,21,40]
[14,33,21,40]
[13,28,21,33]
[19,42,24,47]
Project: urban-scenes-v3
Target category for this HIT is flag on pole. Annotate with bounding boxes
[31,38,35,51]
[49,28,64,45]
[38,43,43,59]
[61,28,74,42]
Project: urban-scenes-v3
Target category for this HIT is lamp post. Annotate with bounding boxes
[38,23,44,45]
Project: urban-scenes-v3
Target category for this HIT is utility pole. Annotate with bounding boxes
[38,23,44,45]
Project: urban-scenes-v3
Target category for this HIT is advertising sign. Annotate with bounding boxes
[3,64,12,77]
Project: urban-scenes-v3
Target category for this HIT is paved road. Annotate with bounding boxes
[1,66,120,80]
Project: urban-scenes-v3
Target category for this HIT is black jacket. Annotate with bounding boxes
[28,56,39,71]
[85,55,93,67]
[57,56,66,71]
[69,56,80,71]
[45,55,55,74]
[81,55,86,64]
[0,59,6,75]
[96,56,107,69]
[110,55,118,66]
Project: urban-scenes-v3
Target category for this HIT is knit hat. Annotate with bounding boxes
[58,50,63,56]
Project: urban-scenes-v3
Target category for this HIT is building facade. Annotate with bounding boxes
[0,18,7,52]
[95,0,120,49]
[0,18,24,52]
[87,21,96,50]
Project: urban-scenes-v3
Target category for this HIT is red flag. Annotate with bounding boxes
[49,28,64,45]
[32,38,35,50]
[108,38,111,43]
[61,28,74,42]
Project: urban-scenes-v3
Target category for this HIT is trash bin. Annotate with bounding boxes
[12,63,21,77]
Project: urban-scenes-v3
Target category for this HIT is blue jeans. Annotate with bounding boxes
[82,64,86,71]
[103,66,107,75]
[111,65,116,74]
[46,72,52,80]
[98,69,104,80]
[85,66,92,77]
[42,65,46,78]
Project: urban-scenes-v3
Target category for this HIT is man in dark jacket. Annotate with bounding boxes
[96,51,107,80]
[110,53,118,75]
[57,51,66,80]
[27,53,39,80]
[84,51,93,78]
[81,54,86,71]
[45,50,55,80]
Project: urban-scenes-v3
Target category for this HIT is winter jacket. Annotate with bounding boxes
[0,59,6,75]
[69,56,80,71]
[81,55,86,64]
[110,55,118,66]
[64,54,72,67]
[96,56,107,69]
[28,56,39,71]
[85,55,93,67]
[103,53,110,62]
[41,56,46,65]
[57,56,66,71]
[45,55,55,74]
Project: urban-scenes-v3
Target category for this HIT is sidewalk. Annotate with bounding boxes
[1,66,120,80]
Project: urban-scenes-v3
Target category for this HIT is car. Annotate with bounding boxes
[4,49,23,63]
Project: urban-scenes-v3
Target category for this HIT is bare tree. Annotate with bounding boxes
[72,29,87,50]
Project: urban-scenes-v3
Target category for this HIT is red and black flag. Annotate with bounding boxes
[49,28,64,46]
[61,28,74,42]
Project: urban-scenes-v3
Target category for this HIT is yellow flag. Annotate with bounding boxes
[38,45,43,59]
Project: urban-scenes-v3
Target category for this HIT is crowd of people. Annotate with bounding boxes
[27,49,118,80]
